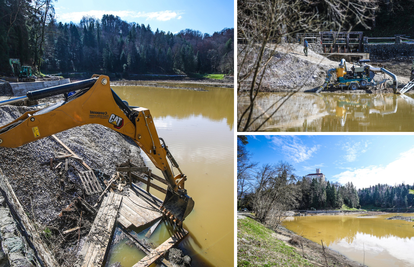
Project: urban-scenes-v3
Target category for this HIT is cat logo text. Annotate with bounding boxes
[108,114,124,129]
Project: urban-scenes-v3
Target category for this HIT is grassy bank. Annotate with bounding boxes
[238,214,365,267]
[238,216,312,267]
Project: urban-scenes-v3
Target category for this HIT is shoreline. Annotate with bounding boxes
[107,79,233,89]
[238,213,365,266]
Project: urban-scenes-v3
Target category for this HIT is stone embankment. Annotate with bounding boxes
[0,194,37,267]
[387,215,414,222]
[238,43,337,92]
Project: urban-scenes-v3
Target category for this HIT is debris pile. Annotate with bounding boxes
[0,103,146,266]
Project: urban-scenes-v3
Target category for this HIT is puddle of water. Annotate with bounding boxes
[110,85,234,267]
[238,92,414,131]
[283,213,414,266]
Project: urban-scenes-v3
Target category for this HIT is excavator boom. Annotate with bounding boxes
[0,75,194,223]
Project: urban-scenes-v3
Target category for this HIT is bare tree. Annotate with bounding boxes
[237,136,257,206]
[253,162,300,227]
[237,0,379,131]
[30,0,55,70]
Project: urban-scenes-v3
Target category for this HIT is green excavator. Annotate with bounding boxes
[9,59,35,82]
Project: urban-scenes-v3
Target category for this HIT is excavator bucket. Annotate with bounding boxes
[162,190,195,223]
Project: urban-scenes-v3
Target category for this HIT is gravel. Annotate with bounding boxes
[0,103,145,226]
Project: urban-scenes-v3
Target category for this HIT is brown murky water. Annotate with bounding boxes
[283,214,414,266]
[106,85,234,267]
[238,92,414,131]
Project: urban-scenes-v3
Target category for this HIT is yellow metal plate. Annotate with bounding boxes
[32,126,40,138]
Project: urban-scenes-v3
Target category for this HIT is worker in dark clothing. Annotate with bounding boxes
[304,39,308,56]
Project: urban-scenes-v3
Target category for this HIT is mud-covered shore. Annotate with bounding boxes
[111,78,233,89]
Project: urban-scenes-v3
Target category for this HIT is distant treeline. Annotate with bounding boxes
[296,178,359,210]
[0,0,233,76]
[356,0,414,37]
[358,184,414,209]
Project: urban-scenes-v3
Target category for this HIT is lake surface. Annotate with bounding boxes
[283,214,414,266]
[238,92,414,131]
[106,85,234,267]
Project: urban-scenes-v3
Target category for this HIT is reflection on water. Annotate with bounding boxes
[238,92,414,131]
[117,86,234,129]
[283,214,414,266]
[111,86,234,267]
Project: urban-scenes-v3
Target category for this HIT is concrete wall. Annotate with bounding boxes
[10,79,70,96]
[364,43,414,61]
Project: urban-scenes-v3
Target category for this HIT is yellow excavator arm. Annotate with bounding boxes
[0,75,194,223]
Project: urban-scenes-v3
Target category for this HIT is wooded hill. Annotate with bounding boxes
[0,0,233,77]
[358,184,414,209]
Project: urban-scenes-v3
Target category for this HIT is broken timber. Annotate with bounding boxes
[79,184,188,267]
[132,229,189,267]
[79,192,122,267]
[117,188,162,229]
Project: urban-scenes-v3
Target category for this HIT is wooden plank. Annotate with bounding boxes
[51,134,91,170]
[117,166,149,172]
[81,193,112,266]
[80,192,122,267]
[126,195,161,220]
[119,202,147,227]
[123,196,155,217]
[132,230,188,267]
[122,197,161,224]
[128,190,162,210]
[78,172,92,195]
[130,185,163,208]
[149,173,168,185]
[131,173,167,194]
[117,214,133,229]
[82,170,102,194]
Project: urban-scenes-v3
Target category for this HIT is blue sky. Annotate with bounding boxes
[53,0,234,35]
[243,135,414,189]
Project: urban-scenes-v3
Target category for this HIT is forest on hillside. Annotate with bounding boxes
[358,184,414,209]
[356,0,414,36]
[0,0,233,77]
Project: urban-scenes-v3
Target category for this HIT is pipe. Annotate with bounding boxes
[367,65,381,72]
[0,96,28,107]
[381,67,398,91]
[26,78,97,100]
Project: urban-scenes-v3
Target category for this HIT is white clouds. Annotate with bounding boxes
[269,136,320,163]
[56,10,183,23]
[333,147,414,189]
[341,140,370,162]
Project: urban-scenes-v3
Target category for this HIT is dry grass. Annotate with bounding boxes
[237,217,313,267]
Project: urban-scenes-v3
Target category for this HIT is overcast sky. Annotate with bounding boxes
[243,135,414,189]
[53,0,234,35]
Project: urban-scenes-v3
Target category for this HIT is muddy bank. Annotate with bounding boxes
[387,215,414,222]
[110,79,233,89]
[275,225,364,267]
